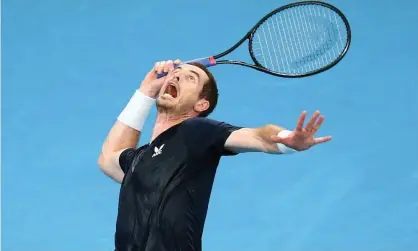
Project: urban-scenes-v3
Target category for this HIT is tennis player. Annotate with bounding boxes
[98,59,332,251]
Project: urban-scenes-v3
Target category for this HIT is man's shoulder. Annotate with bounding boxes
[179,117,225,141]
[180,117,241,157]
[181,117,223,128]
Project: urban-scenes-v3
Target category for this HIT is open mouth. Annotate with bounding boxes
[163,83,178,98]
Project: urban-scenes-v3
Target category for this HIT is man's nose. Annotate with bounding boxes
[172,72,180,82]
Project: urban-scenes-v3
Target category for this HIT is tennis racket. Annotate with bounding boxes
[157,0,351,79]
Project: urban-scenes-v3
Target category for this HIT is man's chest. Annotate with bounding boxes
[125,138,191,189]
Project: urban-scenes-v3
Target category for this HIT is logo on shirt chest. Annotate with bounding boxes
[131,143,165,173]
[152,144,165,158]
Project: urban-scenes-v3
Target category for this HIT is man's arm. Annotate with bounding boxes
[224,124,285,154]
[98,88,156,183]
[97,87,156,183]
[98,60,179,183]
[224,111,332,154]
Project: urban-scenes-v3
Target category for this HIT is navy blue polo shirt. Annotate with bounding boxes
[114,117,241,251]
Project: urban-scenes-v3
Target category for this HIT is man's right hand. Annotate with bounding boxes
[139,59,181,98]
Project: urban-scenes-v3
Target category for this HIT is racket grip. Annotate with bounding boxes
[156,56,216,79]
[156,72,170,79]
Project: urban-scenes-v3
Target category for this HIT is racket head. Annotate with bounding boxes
[247,1,351,78]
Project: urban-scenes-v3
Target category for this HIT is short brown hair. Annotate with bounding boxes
[187,62,218,117]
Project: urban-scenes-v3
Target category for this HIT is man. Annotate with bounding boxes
[98,59,332,251]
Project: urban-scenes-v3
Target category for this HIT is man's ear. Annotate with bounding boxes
[194,99,210,114]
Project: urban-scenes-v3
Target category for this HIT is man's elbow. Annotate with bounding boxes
[97,154,106,169]
[97,153,113,174]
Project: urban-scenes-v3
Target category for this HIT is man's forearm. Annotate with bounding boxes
[104,87,158,157]
[252,124,286,154]
[99,89,154,161]
[225,124,287,154]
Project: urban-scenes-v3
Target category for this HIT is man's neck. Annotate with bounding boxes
[150,112,191,142]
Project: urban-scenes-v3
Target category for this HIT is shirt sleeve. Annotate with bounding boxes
[119,145,148,173]
[183,117,242,156]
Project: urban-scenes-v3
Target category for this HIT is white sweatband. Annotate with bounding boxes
[276,130,298,154]
[117,90,156,131]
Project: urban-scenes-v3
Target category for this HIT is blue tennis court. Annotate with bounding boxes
[2,0,418,250]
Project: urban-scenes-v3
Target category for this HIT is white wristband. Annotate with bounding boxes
[117,90,156,131]
[276,130,298,154]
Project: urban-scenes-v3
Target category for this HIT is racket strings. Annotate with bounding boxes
[251,4,348,75]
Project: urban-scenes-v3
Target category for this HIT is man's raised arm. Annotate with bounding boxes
[98,60,179,183]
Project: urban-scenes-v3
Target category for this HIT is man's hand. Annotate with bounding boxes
[139,59,181,98]
[271,110,332,151]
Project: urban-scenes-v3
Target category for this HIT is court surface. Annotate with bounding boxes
[2,0,418,250]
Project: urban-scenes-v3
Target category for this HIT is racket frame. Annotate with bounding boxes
[211,0,352,78]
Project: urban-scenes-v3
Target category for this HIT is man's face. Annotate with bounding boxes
[156,64,210,116]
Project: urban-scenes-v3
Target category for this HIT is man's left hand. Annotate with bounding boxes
[270,110,332,151]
